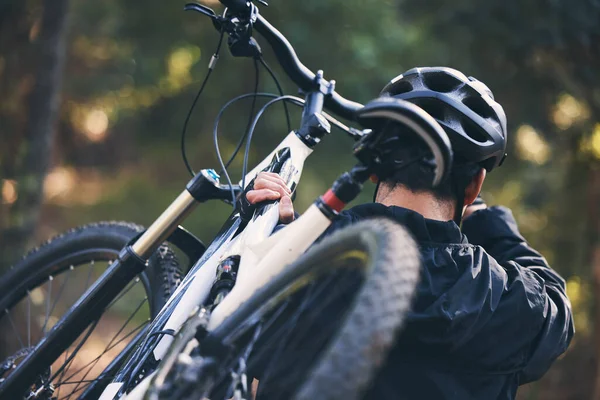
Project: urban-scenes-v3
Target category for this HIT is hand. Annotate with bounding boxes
[246,172,295,223]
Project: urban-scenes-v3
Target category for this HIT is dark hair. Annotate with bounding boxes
[379,125,481,204]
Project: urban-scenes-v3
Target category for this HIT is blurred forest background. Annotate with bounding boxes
[0,0,598,398]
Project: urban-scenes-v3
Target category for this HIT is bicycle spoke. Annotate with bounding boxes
[56,341,77,400]
[251,273,352,394]
[43,275,53,334]
[281,276,350,361]
[262,286,314,335]
[61,320,147,400]
[56,323,92,400]
[258,283,316,387]
[256,271,363,397]
[4,308,25,349]
[106,277,140,310]
[51,263,135,386]
[55,378,101,385]
[0,222,169,400]
[0,226,172,400]
[55,348,70,399]
[59,319,147,385]
[27,291,31,347]
[67,298,147,395]
[84,260,95,291]
[59,310,114,396]
[65,375,115,398]
[106,297,147,351]
[44,266,73,332]
[48,320,98,384]
[55,327,95,400]
[65,383,91,398]
[258,298,292,334]
[283,275,345,348]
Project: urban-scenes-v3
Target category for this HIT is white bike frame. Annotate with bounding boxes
[100,131,334,400]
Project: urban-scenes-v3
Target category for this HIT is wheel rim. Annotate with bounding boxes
[186,250,369,400]
[248,266,364,399]
[0,251,154,400]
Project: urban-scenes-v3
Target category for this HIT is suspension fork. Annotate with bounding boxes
[0,170,234,399]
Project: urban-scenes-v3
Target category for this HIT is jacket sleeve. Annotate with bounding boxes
[461,206,574,383]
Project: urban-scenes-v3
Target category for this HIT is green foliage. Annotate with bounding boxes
[37,0,420,239]
[1,1,597,398]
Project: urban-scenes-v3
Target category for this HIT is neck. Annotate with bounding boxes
[376,184,455,222]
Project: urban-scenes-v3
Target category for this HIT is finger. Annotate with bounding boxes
[254,176,291,197]
[256,173,291,193]
[260,171,285,180]
[278,195,295,224]
[246,189,281,204]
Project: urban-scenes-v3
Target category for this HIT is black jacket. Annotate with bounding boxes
[327,204,574,400]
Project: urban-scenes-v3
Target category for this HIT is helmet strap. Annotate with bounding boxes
[453,192,465,226]
[452,172,466,225]
[372,180,381,203]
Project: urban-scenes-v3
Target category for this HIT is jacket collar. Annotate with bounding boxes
[347,203,467,244]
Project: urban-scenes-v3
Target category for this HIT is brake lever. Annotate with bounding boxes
[184,3,217,18]
[184,2,230,33]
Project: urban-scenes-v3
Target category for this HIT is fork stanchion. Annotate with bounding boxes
[132,169,240,260]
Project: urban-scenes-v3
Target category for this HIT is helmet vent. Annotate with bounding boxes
[423,72,462,93]
[389,80,413,95]
[460,115,489,143]
[414,98,446,121]
[462,96,494,119]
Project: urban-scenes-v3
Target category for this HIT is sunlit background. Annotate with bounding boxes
[1,0,599,399]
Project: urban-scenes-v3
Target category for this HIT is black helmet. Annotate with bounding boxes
[380,67,507,171]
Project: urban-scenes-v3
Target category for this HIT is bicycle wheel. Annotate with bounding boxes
[154,218,420,400]
[0,222,182,400]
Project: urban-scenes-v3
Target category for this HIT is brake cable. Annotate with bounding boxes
[180,11,227,177]
[213,94,305,205]
[223,59,261,171]
[259,56,291,133]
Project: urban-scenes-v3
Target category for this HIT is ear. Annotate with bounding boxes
[463,168,486,207]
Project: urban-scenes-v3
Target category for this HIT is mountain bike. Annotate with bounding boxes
[0,1,454,399]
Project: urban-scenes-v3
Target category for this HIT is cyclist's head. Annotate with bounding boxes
[376,67,507,218]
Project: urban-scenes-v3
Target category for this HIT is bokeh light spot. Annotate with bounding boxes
[590,124,600,159]
[44,167,76,200]
[84,109,109,142]
[1,179,18,204]
[552,94,590,130]
[516,125,550,165]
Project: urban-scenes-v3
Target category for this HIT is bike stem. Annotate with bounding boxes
[296,70,335,147]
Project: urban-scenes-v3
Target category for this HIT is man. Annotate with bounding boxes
[246,67,574,399]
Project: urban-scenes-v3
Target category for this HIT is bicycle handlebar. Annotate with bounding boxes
[218,0,249,12]
[254,16,363,120]
[220,0,364,121]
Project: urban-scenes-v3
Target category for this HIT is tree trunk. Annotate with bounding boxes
[0,0,70,272]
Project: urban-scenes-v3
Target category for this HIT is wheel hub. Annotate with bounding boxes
[1,347,55,400]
